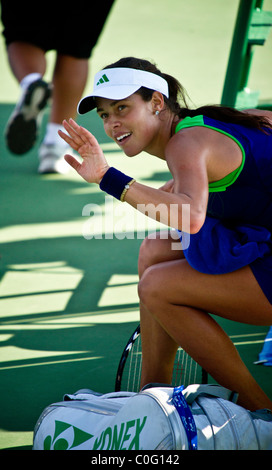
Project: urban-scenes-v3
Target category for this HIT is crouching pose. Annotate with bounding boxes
[59,57,272,412]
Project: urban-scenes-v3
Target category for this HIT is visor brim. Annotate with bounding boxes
[77,84,141,115]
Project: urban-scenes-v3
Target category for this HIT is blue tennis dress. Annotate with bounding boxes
[175,115,272,304]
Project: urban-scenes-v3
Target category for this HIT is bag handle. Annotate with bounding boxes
[183,384,238,404]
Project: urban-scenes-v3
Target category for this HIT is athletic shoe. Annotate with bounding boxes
[38,142,71,174]
[5,79,52,155]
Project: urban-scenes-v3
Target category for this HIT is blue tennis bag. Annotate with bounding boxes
[33,384,272,450]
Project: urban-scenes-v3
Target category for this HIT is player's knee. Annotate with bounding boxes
[138,264,160,311]
[138,233,158,278]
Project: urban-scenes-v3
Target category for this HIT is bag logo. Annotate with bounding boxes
[43,420,93,450]
[43,416,147,450]
[96,74,110,86]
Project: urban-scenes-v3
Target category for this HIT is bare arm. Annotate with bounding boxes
[59,119,209,234]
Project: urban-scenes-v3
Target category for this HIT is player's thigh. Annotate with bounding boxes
[138,230,185,277]
[140,259,272,325]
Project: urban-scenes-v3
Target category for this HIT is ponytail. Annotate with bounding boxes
[104,57,272,132]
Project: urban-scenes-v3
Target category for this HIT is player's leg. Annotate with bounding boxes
[6,41,46,81]
[4,41,51,155]
[38,0,113,174]
[138,232,185,387]
[138,237,272,410]
[49,54,88,123]
[38,54,89,174]
[138,230,185,278]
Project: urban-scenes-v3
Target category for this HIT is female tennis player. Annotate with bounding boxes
[59,57,272,411]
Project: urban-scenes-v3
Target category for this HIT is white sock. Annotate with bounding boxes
[20,73,42,90]
[43,122,69,147]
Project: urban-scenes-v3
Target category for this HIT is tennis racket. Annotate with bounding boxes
[115,324,208,392]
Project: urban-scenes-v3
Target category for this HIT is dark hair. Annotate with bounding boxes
[104,57,272,132]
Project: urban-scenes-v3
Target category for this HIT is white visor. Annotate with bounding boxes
[77,67,169,114]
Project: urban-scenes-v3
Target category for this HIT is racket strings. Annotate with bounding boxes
[121,334,203,392]
[173,348,200,387]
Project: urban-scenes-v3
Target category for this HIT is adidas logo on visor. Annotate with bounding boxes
[96,74,110,86]
[78,67,169,114]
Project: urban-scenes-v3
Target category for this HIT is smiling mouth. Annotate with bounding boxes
[116,132,132,144]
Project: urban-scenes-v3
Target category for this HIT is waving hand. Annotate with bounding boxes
[59,119,109,184]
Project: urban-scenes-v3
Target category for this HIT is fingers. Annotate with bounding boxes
[66,119,99,146]
[58,129,74,148]
[60,119,83,148]
[64,153,94,183]
[58,120,87,152]
[63,118,81,139]
[59,120,106,183]
[76,123,99,146]
[64,154,82,173]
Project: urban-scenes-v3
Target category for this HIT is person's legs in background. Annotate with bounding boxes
[4,41,89,173]
[2,0,114,172]
[4,41,52,158]
[38,54,89,174]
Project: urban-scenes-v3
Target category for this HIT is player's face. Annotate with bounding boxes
[96,93,160,157]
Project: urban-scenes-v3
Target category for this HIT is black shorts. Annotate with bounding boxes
[0,0,115,59]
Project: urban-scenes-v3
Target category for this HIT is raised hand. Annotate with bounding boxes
[58,118,110,184]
